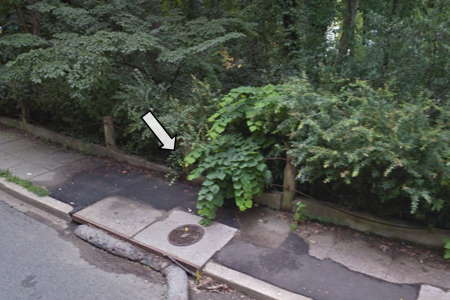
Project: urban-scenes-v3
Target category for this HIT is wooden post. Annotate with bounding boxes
[182,144,193,177]
[20,102,29,130]
[282,154,297,211]
[103,116,116,149]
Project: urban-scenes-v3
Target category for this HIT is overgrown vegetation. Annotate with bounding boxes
[2,0,450,229]
[443,238,450,259]
[285,79,450,228]
[185,85,286,224]
[0,169,50,197]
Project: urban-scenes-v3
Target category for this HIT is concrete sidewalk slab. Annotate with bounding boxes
[304,231,336,260]
[14,144,59,160]
[417,285,450,300]
[0,155,26,169]
[31,158,103,189]
[8,162,50,180]
[34,151,84,170]
[385,255,450,288]
[132,210,238,269]
[327,238,393,279]
[0,132,21,143]
[0,138,38,153]
[73,196,163,237]
[0,150,9,158]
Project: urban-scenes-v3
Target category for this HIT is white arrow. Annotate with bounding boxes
[141,111,177,151]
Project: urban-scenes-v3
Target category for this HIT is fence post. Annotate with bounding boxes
[103,116,117,149]
[282,154,297,211]
[182,144,193,176]
[20,102,29,130]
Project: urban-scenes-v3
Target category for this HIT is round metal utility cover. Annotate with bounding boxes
[168,224,205,246]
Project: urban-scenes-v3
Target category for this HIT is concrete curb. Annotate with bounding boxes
[74,224,188,300]
[0,178,72,221]
[293,196,450,249]
[202,261,311,300]
[256,190,450,250]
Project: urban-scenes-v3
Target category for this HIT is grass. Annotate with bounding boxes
[0,169,50,197]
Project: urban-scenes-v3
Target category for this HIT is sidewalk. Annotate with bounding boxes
[1,126,450,300]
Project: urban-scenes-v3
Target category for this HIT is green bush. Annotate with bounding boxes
[186,134,271,226]
[185,85,289,225]
[284,79,450,227]
[186,78,450,228]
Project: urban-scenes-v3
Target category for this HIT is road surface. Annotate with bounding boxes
[0,190,254,300]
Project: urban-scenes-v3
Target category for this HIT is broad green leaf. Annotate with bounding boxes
[184,156,196,164]
[203,179,214,186]
[233,181,242,189]
[210,184,220,194]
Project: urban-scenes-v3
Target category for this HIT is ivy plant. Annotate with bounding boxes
[185,134,271,226]
[185,85,288,226]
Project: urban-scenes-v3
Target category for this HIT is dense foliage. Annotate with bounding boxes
[1,0,450,228]
[283,80,450,227]
[185,85,285,225]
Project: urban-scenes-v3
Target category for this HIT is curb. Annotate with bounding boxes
[293,196,450,249]
[74,224,188,300]
[202,262,311,300]
[0,178,72,221]
[256,189,450,250]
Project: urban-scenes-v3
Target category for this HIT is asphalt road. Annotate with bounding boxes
[0,194,168,300]
[0,190,255,300]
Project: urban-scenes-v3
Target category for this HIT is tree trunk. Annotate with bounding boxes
[30,9,42,36]
[382,0,398,77]
[337,0,360,61]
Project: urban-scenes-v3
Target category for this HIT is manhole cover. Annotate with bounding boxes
[168,224,205,246]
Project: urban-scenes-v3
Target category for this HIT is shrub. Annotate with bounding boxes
[186,134,271,226]
[185,85,289,225]
[285,79,450,227]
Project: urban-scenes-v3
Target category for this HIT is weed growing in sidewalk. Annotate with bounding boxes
[293,201,308,223]
[290,223,298,232]
[0,169,50,197]
[290,201,307,231]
